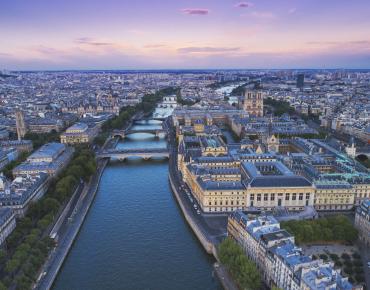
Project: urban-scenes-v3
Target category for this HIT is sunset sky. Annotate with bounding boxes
[1,0,370,70]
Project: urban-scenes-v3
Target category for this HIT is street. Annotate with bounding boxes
[35,160,107,290]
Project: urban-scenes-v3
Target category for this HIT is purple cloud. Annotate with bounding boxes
[178,46,240,53]
[33,45,64,55]
[181,8,209,15]
[75,37,113,46]
[144,44,167,49]
[306,40,370,46]
[235,2,253,8]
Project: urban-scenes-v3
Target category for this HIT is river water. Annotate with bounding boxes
[53,120,221,290]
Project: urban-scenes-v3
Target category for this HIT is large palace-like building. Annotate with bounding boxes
[175,108,370,214]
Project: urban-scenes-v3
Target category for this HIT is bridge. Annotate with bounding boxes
[112,128,167,139]
[97,148,169,160]
[356,147,370,159]
[133,116,167,121]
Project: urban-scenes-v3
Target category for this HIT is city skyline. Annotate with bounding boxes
[1,0,370,70]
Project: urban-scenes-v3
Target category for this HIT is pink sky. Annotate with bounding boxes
[1,0,370,69]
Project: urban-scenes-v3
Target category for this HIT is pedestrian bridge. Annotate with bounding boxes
[97,148,169,160]
[112,128,166,139]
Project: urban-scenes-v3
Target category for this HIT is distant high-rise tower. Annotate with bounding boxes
[243,88,264,117]
[15,110,27,140]
[296,73,304,91]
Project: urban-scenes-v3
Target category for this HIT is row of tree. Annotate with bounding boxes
[0,146,96,290]
[281,215,358,244]
[264,97,295,116]
[356,155,370,168]
[24,130,60,149]
[230,83,249,96]
[173,87,199,106]
[218,238,261,290]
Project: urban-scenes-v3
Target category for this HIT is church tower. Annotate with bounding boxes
[243,88,264,117]
[15,109,27,140]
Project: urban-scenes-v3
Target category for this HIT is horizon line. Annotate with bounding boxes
[5,67,370,73]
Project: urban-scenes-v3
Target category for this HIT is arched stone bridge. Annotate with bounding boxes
[112,128,167,139]
[96,148,170,160]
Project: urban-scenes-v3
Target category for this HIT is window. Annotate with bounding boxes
[264,194,268,201]
[299,193,303,200]
[271,194,275,201]
[292,193,296,200]
[285,193,290,200]
[257,194,261,201]
[305,193,310,200]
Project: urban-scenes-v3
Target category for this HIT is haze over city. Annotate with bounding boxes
[1,0,370,70]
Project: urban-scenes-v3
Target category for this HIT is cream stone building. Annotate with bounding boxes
[313,180,355,211]
[355,199,370,247]
[228,211,355,290]
[60,122,98,144]
[183,159,314,213]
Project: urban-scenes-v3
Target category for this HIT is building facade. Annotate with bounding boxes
[0,208,16,246]
[60,122,98,144]
[0,140,33,153]
[13,142,74,177]
[355,199,370,247]
[0,173,49,217]
[243,89,264,117]
[228,211,356,290]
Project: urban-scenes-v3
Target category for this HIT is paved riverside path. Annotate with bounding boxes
[35,160,107,290]
[35,112,142,289]
[213,263,239,290]
[166,119,228,249]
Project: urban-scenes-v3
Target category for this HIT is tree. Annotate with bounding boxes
[41,198,60,216]
[238,257,261,290]
[0,282,7,290]
[37,216,51,231]
[280,215,357,244]
[66,164,84,179]
[218,238,261,290]
[5,258,20,274]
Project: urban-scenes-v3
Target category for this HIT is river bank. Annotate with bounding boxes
[35,159,108,290]
[51,119,221,290]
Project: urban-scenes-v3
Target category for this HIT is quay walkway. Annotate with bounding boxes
[35,159,108,290]
[166,120,238,290]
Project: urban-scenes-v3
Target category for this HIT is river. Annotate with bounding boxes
[52,120,221,290]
